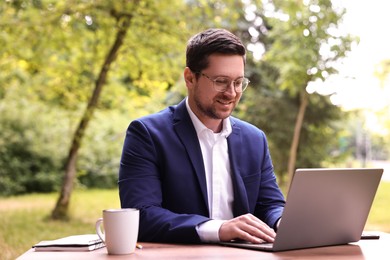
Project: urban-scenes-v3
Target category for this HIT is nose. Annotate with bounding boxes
[223,82,237,96]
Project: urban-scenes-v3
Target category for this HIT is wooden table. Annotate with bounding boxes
[17,233,389,260]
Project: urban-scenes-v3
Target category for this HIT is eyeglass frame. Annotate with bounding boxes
[195,72,250,93]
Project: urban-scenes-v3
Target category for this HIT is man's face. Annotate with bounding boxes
[187,54,244,131]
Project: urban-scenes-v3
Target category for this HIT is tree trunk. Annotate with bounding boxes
[51,16,131,220]
[287,90,309,187]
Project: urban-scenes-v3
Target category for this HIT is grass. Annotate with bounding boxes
[0,189,120,260]
[1,183,390,260]
[365,181,390,231]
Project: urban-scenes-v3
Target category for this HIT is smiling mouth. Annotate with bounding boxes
[217,100,233,105]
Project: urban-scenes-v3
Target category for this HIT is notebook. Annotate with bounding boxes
[220,168,383,252]
[33,234,105,252]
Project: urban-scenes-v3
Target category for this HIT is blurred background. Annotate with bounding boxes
[1,0,389,259]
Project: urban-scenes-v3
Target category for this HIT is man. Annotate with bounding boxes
[119,28,285,244]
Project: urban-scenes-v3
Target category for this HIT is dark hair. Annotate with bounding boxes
[186,28,246,74]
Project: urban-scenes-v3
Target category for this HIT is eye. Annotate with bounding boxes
[215,77,230,85]
[235,79,244,85]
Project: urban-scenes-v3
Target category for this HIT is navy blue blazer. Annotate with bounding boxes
[119,99,285,243]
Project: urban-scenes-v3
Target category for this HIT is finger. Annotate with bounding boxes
[241,221,275,243]
[233,227,266,244]
[219,214,277,243]
[238,214,276,242]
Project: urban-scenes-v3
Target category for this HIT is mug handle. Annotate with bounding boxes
[95,218,106,243]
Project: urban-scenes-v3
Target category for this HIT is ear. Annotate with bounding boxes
[184,67,195,87]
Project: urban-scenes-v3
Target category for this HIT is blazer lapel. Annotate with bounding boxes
[228,119,250,216]
[172,100,209,213]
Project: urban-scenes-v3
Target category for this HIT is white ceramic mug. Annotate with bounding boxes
[95,208,139,255]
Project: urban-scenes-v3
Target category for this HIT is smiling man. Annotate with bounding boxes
[119,28,285,244]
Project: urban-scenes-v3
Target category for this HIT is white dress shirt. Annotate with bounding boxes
[185,98,234,242]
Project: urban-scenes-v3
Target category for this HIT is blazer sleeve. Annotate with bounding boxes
[254,131,285,228]
[229,119,285,229]
[118,118,209,243]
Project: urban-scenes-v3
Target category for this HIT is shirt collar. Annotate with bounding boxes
[185,97,232,138]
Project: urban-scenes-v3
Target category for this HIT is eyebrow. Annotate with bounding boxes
[210,73,245,79]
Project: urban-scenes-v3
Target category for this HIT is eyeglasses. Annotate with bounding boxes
[198,72,250,93]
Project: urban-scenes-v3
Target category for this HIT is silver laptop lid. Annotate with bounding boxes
[273,168,383,251]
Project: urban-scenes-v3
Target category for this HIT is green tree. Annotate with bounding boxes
[0,0,249,216]
[1,0,190,217]
[260,0,355,183]
[0,0,358,215]
[51,2,136,219]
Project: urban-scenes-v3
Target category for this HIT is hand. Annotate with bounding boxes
[218,213,276,244]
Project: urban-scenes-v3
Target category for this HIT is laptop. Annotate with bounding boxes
[220,168,383,252]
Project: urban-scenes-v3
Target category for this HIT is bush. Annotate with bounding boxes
[0,102,63,196]
[0,99,132,196]
[77,110,128,189]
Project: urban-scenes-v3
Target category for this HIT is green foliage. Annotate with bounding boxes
[0,0,254,197]
[77,111,130,189]
[0,0,190,110]
[236,73,348,178]
[0,97,151,196]
[0,101,65,196]
[232,0,357,181]
[265,0,355,93]
[0,0,368,196]
[0,0,194,196]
